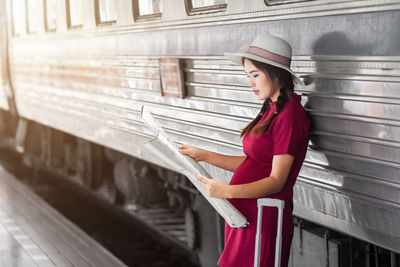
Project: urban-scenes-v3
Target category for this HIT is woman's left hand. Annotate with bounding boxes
[195,173,231,198]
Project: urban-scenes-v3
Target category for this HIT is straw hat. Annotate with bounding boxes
[224,34,303,84]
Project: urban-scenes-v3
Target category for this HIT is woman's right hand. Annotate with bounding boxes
[178,144,207,162]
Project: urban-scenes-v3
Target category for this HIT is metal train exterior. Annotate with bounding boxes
[1,0,400,266]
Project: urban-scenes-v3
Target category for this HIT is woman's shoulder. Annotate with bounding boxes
[271,94,310,140]
[280,94,308,120]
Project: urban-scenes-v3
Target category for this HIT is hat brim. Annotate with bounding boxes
[224,52,304,85]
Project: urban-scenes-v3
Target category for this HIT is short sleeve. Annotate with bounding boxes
[272,113,307,157]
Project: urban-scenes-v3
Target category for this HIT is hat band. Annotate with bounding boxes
[247,46,291,67]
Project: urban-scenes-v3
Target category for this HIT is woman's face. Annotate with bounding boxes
[244,58,280,101]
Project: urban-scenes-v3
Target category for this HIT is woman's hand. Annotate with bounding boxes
[195,174,231,198]
[178,144,207,162]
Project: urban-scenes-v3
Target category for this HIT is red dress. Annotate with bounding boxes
[217,94,310,267]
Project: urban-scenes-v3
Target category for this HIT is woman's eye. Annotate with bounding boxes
[246,73,259,79]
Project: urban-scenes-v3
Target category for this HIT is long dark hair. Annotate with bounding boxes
[240,59,295,137]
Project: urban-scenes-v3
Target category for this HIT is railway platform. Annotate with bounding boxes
[0,163,126,267]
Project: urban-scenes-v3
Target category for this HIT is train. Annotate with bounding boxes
[0,0,399,266]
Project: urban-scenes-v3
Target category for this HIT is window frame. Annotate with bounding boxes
[94,0,117,25]
[185,0,227,15]
[26,0,43,34]
[11,0,27,36]
[44,0,57,32]
[264,0,315,6]
[66,0,84,29]
[132,0,162,21]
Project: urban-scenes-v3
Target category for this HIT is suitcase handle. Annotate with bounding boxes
[254,198,285,267]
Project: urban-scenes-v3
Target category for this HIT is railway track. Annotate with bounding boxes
[0,149,200,267]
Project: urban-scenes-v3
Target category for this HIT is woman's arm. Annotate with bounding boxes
[202,151,246,172]
[178,144,245,172]
[196,154,294,198]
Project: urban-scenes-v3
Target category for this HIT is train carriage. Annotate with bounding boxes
[2,0,400,266]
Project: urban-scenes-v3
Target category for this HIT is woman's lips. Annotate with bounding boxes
[253,90,259,95]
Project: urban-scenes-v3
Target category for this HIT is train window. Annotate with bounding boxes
[11,0,26,36]
[186,0,227,14]
[132,0,162,20]
[66,0,83,28]
[95,0,117,24]
[265,0,315,5]
[27,0,42,33]
[44,0,57,31]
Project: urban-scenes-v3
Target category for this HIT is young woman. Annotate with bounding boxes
[178,34,310,267]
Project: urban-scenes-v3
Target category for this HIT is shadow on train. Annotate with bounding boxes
[302,31,399,266]
[312,28,400,56]
[312,31,372,55]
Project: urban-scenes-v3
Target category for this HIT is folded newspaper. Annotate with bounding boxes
[140,106,248,228]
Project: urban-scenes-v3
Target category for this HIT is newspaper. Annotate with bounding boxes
[141,106,248,228]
